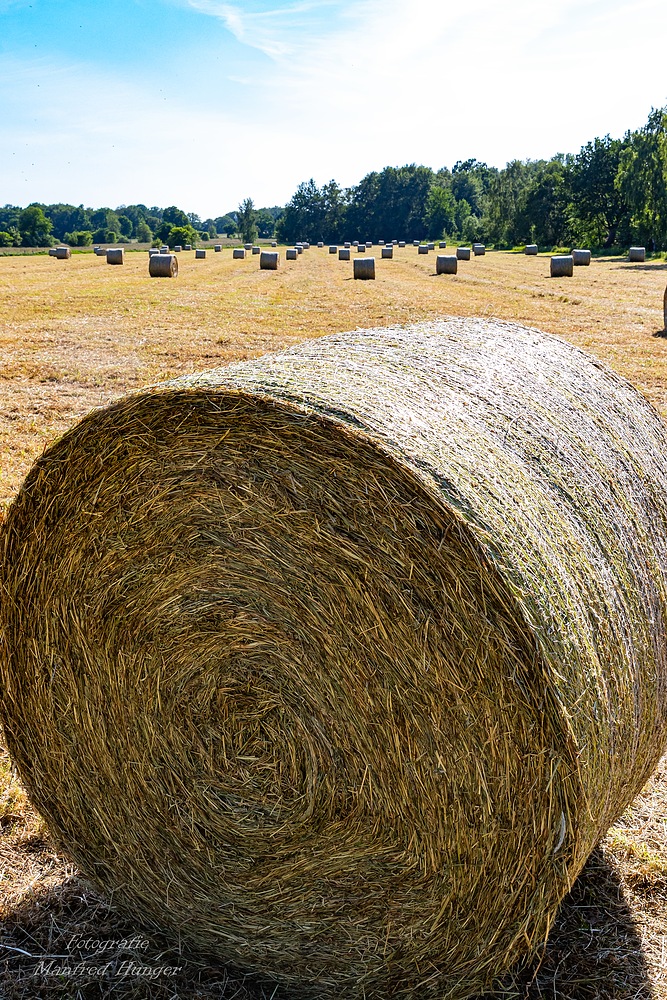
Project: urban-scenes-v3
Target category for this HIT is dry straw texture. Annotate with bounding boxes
[2,318,667,999]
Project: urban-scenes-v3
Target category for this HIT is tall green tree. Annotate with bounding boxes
[19,204,53,246]
[616,106,667,249]
[570,135,629,247]
[237,198,258,243]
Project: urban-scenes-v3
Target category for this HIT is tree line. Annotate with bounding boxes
[2,106,665,251]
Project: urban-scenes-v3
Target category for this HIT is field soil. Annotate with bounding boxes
[1,245,666,998]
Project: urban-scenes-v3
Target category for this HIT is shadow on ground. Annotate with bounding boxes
[0,850,653,1000]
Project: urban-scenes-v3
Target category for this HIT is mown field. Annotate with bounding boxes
[1,245,666,999]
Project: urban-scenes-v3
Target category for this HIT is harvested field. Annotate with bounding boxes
[1,246,667,999]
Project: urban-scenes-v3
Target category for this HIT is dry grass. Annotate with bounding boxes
[1,246,667,998]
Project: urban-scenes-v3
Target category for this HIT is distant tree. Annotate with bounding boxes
[117,214,133,238]
[63,230,93,246]
[237,198,258,243]
[19,204,53,246]
[216,214,237,236]
[424,184,456,238]
[206,220,217,239]
[167,224,198,248]
[188,212,202,229]
[0,230,15,247]
[256,209,276,238]
[570,135,629,247]
[516,157,573,247]
[616,106,667,249]
[135,220,152,243]
[163,206,190,228]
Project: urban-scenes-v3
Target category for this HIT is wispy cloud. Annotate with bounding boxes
[184,0,339,59]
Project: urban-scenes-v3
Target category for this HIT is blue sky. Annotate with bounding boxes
[1,0,666,217]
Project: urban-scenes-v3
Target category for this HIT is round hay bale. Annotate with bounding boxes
[174,245,182,253]
[233,248,246,260]
[329,245,337,254]
[357,244,366,252]
[318,241,324,248]
[365,242,372,249]
[160,245,170,254]
[551,255,573,277]
[572,249,591,266]
[195,248,207,260]
[260,251,279,270]
[148,248,159,256]
[418,245,429,254]
[629,246,646,262]
[473,243,486,256]
[338,247,351,260]
[296,245,303,254]
[214,244,222,252]
[398,241,406,248]
[95,247,107,256]
[439,241,447,249]
[148,253,178,278]
[303,242,310,249]
[2,319,667,1000]
[525,244,538,255]
[48,247,58,256]
[106,248,124,265]
[55,246,71,259]
[344,241,351,248]
[271,241,277,247]
[456,247,471,261]
[353,257,375,279]
[353,240,359,246]
[381,246,393,259]
[436,254,457,274]
[252,246,260,255]
[185,244,192,251]
[413,239,420,246]
[285,247,298,260]
[427,242,435,251]
[244,243,253,251]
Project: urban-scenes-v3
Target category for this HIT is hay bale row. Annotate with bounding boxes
[2,319,667,1000]
[149,253,178,278]
[551,254,573,277]
[353,257,375,279]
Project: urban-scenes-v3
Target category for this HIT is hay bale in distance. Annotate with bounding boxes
[551,254,574,277]
[473,244,486,256]
[233,248,245,260]
[48,248,57,257]
[317,241,324,248]
[106,248,124,265]
[252,246,260,255]
[338,247,351,260]
[195,248,207,259]
[271,241,277,247]
[456,247,471,261]
[629,246,646,262]
[357,244,366,252]
[353,257,375,279]
[329,245,337,254]
[413,239,420,246]
[160,245,170,253]
[260,251,279,270]
[525,244,538,255]
[572,249,591,266]
[296,245,303,254]
[398,241,406,248]
[244,243,253,251]
[436,254,457,274]
[55,246,71,259]
[149,253,178,278]
[427,242,435,251]
[185,244,192,251]
[365,242,372,249]
[174,245,182,253]
[95,248,107,256]
[344,241,351,248]
[214,244,222,252]
[285,248,298,260]
[3,319,667,1000]
[439,241,447,249]
[418,245,429,254]
[381,246,393,259]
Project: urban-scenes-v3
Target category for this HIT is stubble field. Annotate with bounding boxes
[1,244,666,999]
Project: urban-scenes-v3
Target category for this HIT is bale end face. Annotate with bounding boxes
[260,251,279,270]
[436,254,457,274]
[551,255,574,277]
[353,257,375,279]
[149,253,178,278]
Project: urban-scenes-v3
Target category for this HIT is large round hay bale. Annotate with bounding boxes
[48,247,58,256]
[195,248,207,260]
[629,246,646,262]
[3,318,667,999]
[338,247,351,260]
[525,244,538,255]
[473,243,486,256]
[572,248,591,266]
[106,248,124,265]
[260,250,279,270]
[174,245,182,253]
[456,247,471,261]
[285,247,298,260]
[381,246,393,259]
[353,257,375,279]
[439,241,447,249]
[356,243,366,252]
[233,248,246,260]
[398,240,406,247]
[318,241,324,248]
[148,253,178,278]
[418,245,429,254]
[252,246,260,255]
[436,254,458,274]
[55,246,71,259]
[551,254,573,277]
[160,245,170,254]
